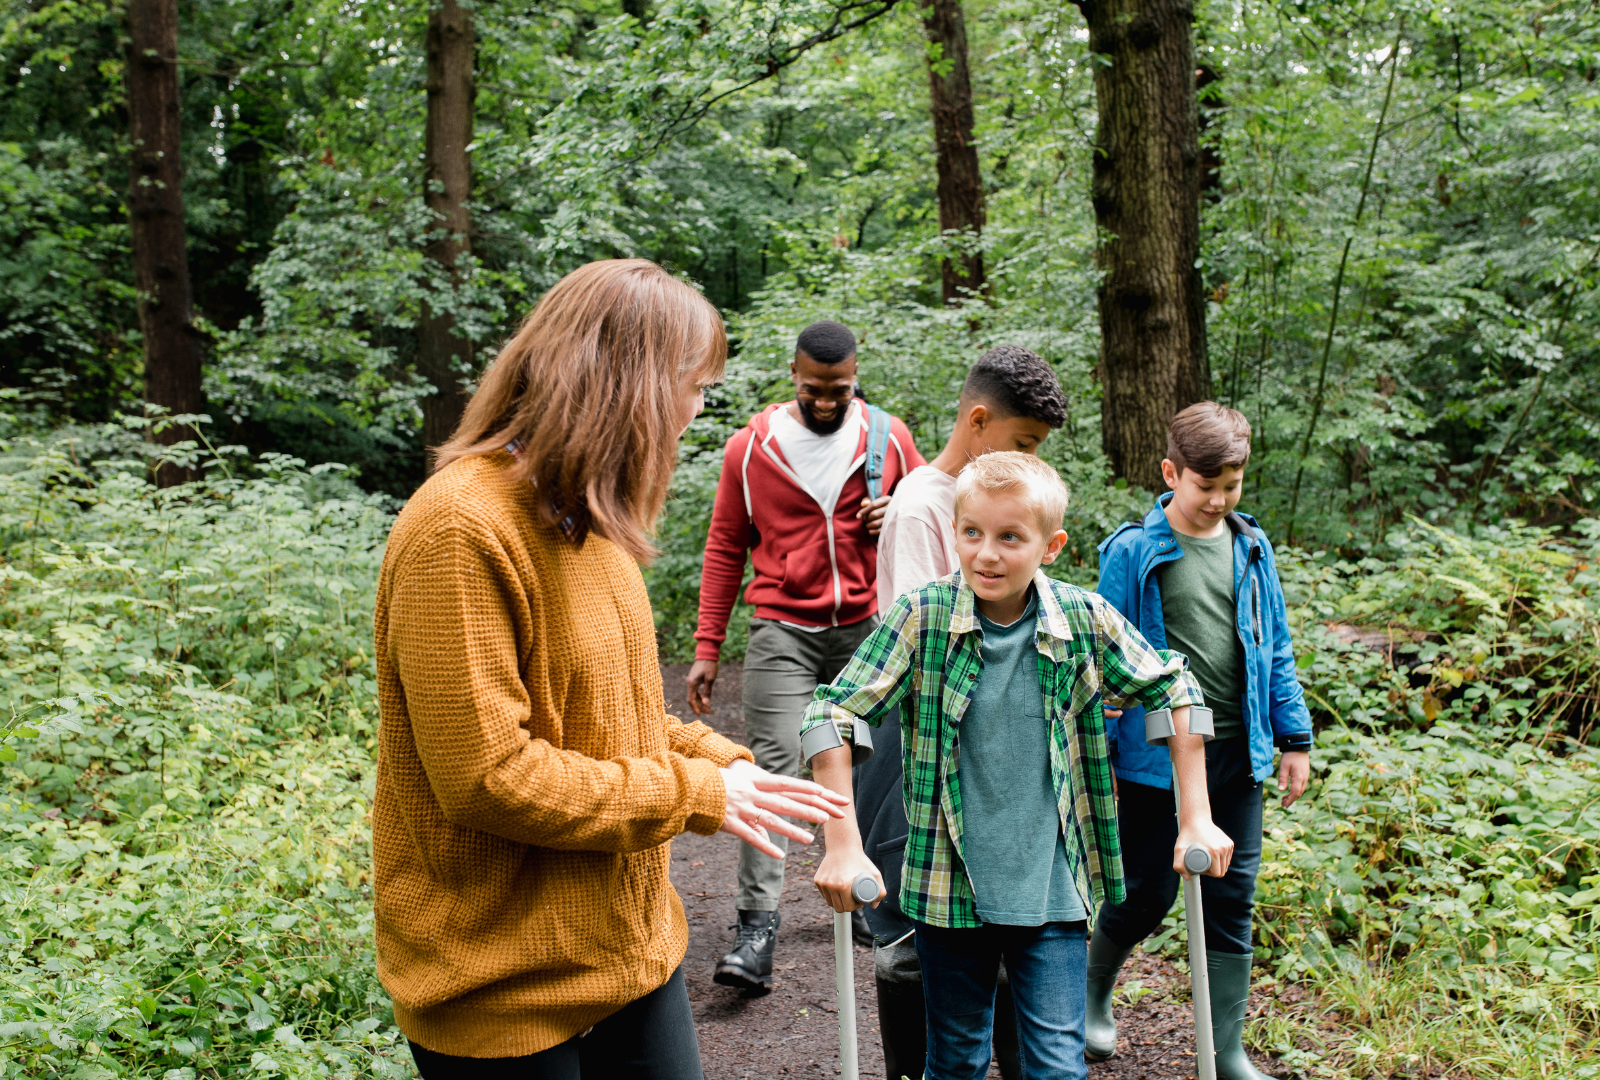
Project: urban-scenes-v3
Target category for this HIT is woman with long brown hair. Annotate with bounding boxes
[371,259,847,1078]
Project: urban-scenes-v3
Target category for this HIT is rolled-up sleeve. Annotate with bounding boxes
[1093,595,1204,712]
[800,594,917,749]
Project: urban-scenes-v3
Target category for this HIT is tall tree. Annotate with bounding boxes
[921,0,985,305]
[418,0,475,454]
[126,0,203,485]
[1074,0,1209,491]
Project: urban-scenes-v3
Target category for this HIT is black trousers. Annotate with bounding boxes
[1094,736,1264,955]
[408,967,703,1080]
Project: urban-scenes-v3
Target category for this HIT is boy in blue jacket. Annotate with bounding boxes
[1088,403,1313,1080]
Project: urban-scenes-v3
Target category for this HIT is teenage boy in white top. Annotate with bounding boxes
[860,344,1067,1080]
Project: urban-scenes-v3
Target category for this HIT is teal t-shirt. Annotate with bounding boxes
[1158,530,1245,740]
[955,589,1086,926]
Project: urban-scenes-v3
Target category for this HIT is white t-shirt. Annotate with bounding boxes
[768,400,864,517]
[876,464,960,612]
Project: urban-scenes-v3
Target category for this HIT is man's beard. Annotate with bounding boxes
[797,396,849,435]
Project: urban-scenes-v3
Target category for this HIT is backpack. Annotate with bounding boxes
[864,404,892,502]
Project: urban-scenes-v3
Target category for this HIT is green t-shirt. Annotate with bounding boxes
[956,589,1087,926]
[1157,531,1245,740]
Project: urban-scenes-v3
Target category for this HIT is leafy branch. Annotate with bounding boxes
[0,694,92,765]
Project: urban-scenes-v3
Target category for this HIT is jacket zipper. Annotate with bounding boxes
[825,514,842,625]
[754,408,865,627]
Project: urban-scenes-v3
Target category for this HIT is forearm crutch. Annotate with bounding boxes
[834,872,879,1080]
[1144,707,1218,1080]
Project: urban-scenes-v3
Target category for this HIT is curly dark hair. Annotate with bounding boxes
[960,344,1067,428]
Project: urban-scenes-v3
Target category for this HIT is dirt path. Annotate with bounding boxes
[663,662,1287,1080]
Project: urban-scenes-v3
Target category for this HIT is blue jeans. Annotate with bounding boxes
[915,920,1088,1080]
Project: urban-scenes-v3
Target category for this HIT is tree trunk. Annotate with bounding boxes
[921,0,985,305]
[1076,0,1209,492]
[126,0,203,486]
[419,0,475,455]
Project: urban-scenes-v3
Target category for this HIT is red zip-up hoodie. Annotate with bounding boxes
[693,402,924,662]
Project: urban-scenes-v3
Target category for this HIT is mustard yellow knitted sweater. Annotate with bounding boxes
[372,453,751,1058]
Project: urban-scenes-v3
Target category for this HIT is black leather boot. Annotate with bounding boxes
[714,910,780,993]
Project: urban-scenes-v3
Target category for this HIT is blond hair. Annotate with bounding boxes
[953,452,1070,535]
[434,259,727,563]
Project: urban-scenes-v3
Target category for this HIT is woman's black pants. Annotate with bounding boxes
[1094,736,1264,955]
[408,967,703,1080]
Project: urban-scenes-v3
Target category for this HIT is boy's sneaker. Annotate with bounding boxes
[714,910,780,993]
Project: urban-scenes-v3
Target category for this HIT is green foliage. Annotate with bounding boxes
[1203,0,1600,544]
[0,139,137,414]
[5,0,1600,530]
[0,422,407,1079]
[1252,523,1599,1076]
[1286,517,1600,743]
[1253,722,1599,1078]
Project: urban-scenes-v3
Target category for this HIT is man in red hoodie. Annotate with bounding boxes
[687,320,924,993]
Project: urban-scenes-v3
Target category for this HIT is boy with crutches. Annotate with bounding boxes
[801,453,1232,1080]
[865,343,1069,1080]
[1090,403,1313,1079]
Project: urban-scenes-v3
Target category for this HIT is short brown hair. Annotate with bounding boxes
[953,451,1070,536]
[434,259,727,563]
[1166,402,1252,478]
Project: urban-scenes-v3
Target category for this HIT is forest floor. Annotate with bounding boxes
[662,663,1292,1080]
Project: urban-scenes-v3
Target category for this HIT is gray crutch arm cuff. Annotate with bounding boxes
[800,718,874,766]
[1143,705,1215,746]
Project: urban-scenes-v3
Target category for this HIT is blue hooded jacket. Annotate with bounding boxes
[1095,493,1313,789]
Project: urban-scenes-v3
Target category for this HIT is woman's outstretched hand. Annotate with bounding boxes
[718,759,850,859]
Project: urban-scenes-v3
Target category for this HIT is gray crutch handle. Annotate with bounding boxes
[1183,844,1213,875]
[851,872,879,906]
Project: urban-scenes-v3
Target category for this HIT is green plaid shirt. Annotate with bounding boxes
[801,569,1202,929]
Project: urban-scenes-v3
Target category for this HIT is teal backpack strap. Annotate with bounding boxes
[865,404,892,501]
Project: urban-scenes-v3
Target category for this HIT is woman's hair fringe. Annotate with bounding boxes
[433,259,727,564]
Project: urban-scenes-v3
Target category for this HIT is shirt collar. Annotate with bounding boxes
[950,568,1072,645]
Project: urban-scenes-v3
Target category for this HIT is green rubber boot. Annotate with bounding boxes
[1084,932,1136,1061]
[1207,951,1274,1080]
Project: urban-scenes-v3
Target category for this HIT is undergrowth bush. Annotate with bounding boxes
[1245,521,1600,1078]
[0,420,408,1079]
